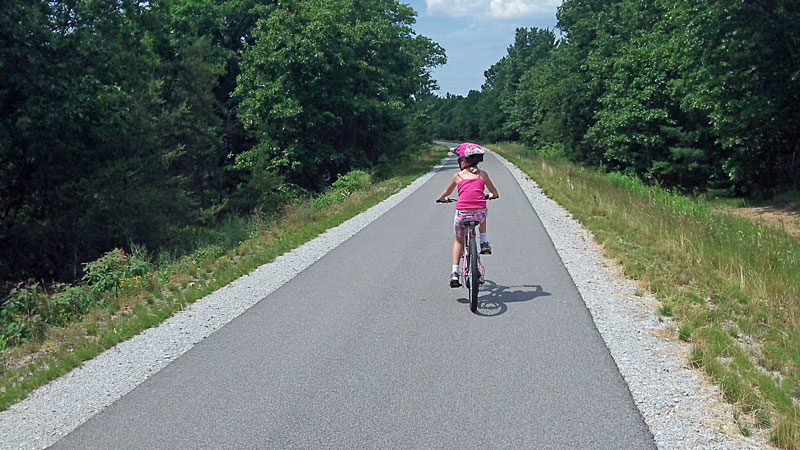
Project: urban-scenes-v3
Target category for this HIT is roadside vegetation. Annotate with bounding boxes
[4,0,798,446]
[427,2,798,445]
[1,0,445,410]
[494,143,800,449]
[714,193,800,238]
[428,1,799,199]
[1,0,444,286]
[0,144,444,412]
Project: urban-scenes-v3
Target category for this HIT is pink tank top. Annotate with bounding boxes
[456,170,486,209]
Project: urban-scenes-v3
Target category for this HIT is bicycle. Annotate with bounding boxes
[436,195,494,313]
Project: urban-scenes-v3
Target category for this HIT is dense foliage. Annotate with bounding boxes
[234,0,444,189]
[0,0,443,285]
[428,0,800,197]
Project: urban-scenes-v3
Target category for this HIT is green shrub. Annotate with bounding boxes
[192,245,226,264]
[128,244,152,276]
[605,171,648,196]
[0,284,48,347]
[52,284,95,318]
[314,170,373,209]
[332,170,371,191]
[82,248,151,297]
[43,285,82,326]
[0,281,100,350]
[537,142,568,160]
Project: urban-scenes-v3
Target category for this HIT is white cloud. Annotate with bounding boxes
[425,0,561,19]
[426,0,484,17]
[489,0,557,18]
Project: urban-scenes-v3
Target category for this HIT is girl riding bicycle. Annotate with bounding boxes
[437,143,499,287]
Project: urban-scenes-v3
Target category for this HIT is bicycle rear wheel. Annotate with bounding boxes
[468,232,479,312]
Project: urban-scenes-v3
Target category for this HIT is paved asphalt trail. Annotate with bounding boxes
[53,153,655,448]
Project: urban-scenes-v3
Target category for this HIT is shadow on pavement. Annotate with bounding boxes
[457,281,550,317]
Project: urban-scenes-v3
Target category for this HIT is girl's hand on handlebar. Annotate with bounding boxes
[485,193,498,200]
[436,197,454,203]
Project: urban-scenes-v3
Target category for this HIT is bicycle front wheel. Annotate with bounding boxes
[469,233,479,312]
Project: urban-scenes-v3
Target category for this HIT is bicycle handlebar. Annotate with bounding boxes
[436,195,496,203]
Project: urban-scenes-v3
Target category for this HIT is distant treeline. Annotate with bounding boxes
[427,0,800,197]
[1,0,444,284]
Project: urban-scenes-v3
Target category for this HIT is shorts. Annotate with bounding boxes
[453,208,487,238]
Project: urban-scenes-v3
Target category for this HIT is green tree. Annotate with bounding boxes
[0,0,195,281]
[483,27,556,141]
[165,0,276,210]
[510,41,601,163]
[583,0,725,190]
[234,0,444,190]
[673,0,800,193]
[544,0,615,163]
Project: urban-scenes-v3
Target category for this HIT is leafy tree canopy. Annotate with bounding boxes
[234,0,445,189]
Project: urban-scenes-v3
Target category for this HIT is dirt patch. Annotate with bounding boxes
[725,200,800,237]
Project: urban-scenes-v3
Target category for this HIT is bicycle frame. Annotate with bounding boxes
[460,219,484,312]
[461,223,484,283]
[436,196,493,313]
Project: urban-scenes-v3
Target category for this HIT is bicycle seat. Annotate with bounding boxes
[463,220,481,227]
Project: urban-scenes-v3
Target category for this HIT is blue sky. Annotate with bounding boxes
[403,0,561,97]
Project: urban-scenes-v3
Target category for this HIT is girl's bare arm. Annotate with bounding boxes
[438,174,458,202]
[481,171,499,199]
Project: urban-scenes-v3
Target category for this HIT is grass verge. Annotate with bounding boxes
[493,142,799,449]
[0,144,445,412]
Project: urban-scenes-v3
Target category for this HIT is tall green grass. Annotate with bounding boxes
[494,142,799,449]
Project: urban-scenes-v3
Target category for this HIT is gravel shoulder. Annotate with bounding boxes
[0,153,772,449]
[494,153,770,450]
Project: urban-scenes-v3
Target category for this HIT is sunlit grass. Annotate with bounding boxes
[493,142,800,449]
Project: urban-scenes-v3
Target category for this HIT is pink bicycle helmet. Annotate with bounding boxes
[452,142,485,163]
[453,142,485,157]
